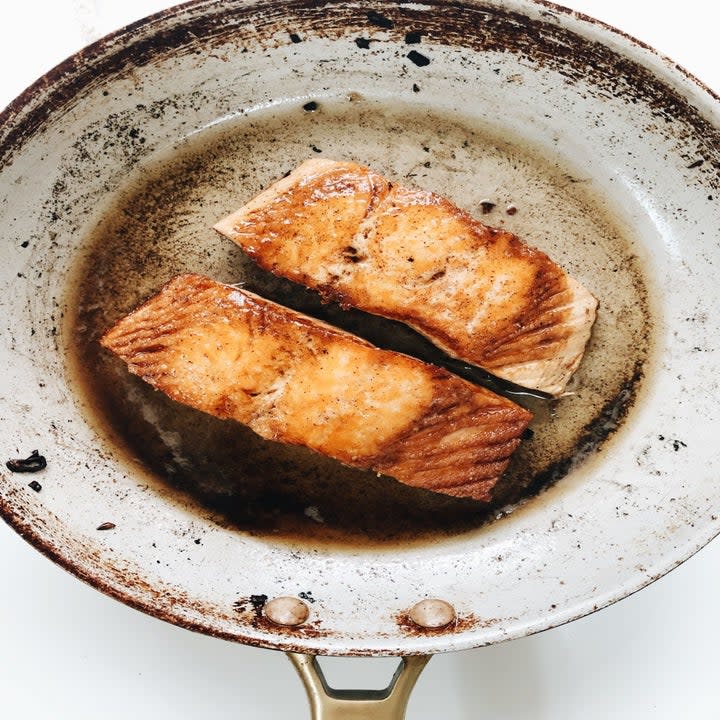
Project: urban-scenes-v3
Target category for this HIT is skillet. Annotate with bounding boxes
[1,1,719,716]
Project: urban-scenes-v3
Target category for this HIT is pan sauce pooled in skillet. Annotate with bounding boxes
[214,158,599,397]
[101,273,532,502]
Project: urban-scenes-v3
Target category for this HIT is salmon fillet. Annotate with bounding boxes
[100,274,532,502]
[214,158,598,397]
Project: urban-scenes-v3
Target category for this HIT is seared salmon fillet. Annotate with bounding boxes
[214,158,598,396]
[101,274,532,502]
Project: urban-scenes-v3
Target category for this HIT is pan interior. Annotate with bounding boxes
[67,94,650,548]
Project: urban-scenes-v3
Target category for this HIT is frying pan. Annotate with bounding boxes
[1,1,719,717]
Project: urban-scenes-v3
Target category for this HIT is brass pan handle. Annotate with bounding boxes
[287,653,431,720]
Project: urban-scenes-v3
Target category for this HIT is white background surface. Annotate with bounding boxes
[1,2,718,718]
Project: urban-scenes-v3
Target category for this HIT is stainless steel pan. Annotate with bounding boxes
[1,1,718,717]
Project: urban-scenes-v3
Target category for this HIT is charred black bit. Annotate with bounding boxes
[522,428,535,440]
[355,37,372,49]
[672,439,687,451]
[194,538,202,544]
[405,31,423,44]
[6,450,47,473]
[367,10,393,28]
[423,161,431,168]
[28,480,42,492]
[303,101,318,112]
[412,83,420,93]
[480,199,496,214]
[289,32,302,44]
[97,521,116,531]
[407,50,431,67]
[299,591,316,604]
[686,158,704,169]
[250,594,268,612]
[20,240,29,248]
[506,204,518,215]
[310,144,322,153]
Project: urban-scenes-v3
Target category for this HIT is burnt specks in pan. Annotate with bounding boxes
[366,9,394,29]
[479,200,496,214]
[355,37,373,50]
[6,450,47,473]
[302,101,318,112]
[1,0,718,190]
[233,595,326,638]
[28,480,43,493]
[288,32,302,44]
[412,83,420,93]
[96,521,116,531]
[407,50,431,67]
[250,593,268,613]
[687,158,704,169]
[20,240,29,248]
[232,594,267,616]
[658,435,687,451]
[405,31,423,44]
[506,203,518,216]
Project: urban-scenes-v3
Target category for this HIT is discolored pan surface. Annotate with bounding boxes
[68,98,650,547]
[2,0,718,657]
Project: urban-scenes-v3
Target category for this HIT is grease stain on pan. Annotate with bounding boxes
[66,95,651,548]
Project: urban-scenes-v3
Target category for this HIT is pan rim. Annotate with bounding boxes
[1,0,719,656]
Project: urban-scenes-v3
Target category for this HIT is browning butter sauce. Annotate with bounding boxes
[66,96,652,547]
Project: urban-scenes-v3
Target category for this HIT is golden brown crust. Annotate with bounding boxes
[214,159,598,396]
[101,274,532,502]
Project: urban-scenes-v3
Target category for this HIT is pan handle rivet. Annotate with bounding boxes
[409,599,456,629]
[264,596,310,627]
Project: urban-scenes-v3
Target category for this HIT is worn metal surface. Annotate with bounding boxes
[0,0,718,656]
